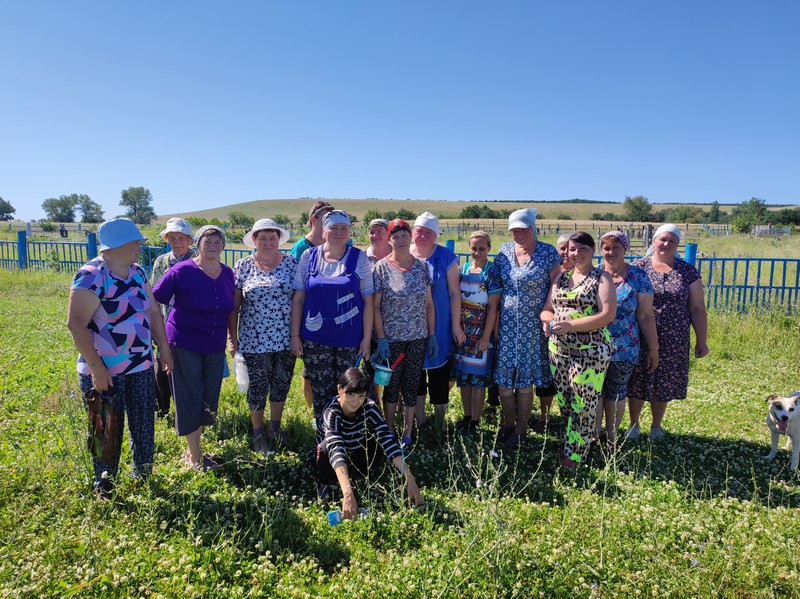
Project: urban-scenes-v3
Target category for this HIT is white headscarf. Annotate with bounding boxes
[654,224,682,241]
[646,224,682,258]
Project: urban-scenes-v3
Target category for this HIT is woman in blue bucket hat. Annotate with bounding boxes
[68,218,173,500]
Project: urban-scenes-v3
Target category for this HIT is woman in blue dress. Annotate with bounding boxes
[494,209,561,449]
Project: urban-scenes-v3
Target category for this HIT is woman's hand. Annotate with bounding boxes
[549,320,573,335]
[159,345,174,375]
[91,363,114,393]
[542,320,552,338]
[477,334,491,353]
[359,337,372,362]
[452,326,466,346]
[695,341,710,358]
[228,337,239,358]
[646,346,660,372]
[290,336,303,358]
[407,476,422,507]
[342,489,358,520]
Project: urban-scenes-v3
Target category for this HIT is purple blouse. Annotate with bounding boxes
[152,259,235,354]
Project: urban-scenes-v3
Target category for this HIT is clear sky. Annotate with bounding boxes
[2,1,798,221]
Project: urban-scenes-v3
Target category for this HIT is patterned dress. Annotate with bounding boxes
[549,267,615,463]
[494,241,561,389]
[373,257,432,406]
[627,258,701,403]
[234,253,298,410]
[453,261,503,388]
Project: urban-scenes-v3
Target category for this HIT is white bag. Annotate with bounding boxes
[233,352,249,393]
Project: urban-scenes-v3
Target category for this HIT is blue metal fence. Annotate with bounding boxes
[5,235,800,313]
[697,257,800,313]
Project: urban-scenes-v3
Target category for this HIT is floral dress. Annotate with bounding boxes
[627,258,701,403]
[494,241,561,389]
[549,267,615,463]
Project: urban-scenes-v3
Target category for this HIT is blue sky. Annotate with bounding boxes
[2,1,798,221]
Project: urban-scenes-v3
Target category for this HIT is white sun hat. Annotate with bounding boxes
[243,218,291,247]
[159,217,193,241]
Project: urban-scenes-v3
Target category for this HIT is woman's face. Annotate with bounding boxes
[198,233,224,260]
[557,239,573,269]
[568,240,594,269]
[511,227,534,247]
[109,239,142,266]
[601,238,626,264]
[412,226,436,249]
[389,229,411,251]
[369,226,388,247]
[469,237,490,263]
[653,232,679,258]
[323,223,350,246]
[253,229,281,254]
[166,232,192,257]
[311,208,333,232]
[338,387,367,414]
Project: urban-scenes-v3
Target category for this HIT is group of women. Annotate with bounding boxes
[68,206,708,505]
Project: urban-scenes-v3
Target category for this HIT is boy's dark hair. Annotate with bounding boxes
[338,367,371,395]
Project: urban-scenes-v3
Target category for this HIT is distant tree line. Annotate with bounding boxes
[364,208,417,222]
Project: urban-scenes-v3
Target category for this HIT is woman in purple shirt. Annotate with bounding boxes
[153,225,235,471]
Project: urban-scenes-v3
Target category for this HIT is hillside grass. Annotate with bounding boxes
[1,269,800,597]
[160,198,784,225]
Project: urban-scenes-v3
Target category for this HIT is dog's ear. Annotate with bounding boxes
[766,394,779,402]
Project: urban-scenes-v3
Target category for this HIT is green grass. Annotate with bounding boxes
[2,269,800,597]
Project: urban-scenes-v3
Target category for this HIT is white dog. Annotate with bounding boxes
[764,391,800,470]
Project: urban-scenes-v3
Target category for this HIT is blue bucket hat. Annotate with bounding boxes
[97,218,146,251]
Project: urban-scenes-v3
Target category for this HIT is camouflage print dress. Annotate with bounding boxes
[549,267,615,464]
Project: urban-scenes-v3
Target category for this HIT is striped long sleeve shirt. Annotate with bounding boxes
[321,397,402,470]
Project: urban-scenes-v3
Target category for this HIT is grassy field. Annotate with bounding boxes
[1,268,800,597]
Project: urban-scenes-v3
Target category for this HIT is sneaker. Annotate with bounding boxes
[649,427,664,441]
[561,457,578,469]
[253,432,271,455]
[625,424,640,441]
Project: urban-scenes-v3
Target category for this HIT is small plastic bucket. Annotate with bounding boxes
[371,356,393,386]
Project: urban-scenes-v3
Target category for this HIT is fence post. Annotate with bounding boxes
[17,231,27,269]
[685,243,697,267]
[445,239,455,252]
[87,232,98,260]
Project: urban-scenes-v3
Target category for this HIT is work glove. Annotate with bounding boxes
[376,338,391,362]
[426,335,438,360]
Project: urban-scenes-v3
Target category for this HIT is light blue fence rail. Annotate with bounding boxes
[5,234,799,313]
[697,257,800,313]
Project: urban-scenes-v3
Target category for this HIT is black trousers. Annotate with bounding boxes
[316,437,384,485]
